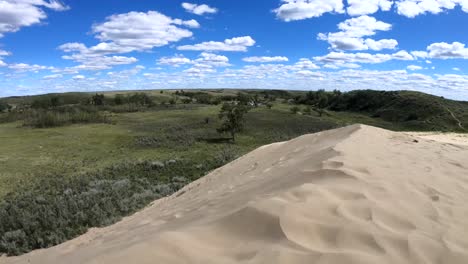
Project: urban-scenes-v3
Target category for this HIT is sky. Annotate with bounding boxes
[1,0,468,99]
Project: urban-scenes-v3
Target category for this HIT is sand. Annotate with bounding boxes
[2,124,468,264]
[407,132,468,146]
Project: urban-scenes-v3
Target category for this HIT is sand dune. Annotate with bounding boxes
[3,124,468,264]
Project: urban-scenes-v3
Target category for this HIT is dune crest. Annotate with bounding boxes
[3,124,468,264]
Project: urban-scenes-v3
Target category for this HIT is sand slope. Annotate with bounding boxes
[3,124,468,264]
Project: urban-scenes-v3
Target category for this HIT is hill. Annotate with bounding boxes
[3,125,468,264]
[1,89,467,131]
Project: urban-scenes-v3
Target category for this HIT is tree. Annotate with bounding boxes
[217,103,250,142]
[91,94,105,106]
[50,96,61,108]
[114,94,125,105]
[0,101,11,112]
[290,106,300,114]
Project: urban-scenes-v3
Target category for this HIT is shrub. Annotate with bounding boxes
[0,157,226,256]
[23,108,110,128]
[217,103,251,142]
[290,106,300,114]
[0,102,12,112]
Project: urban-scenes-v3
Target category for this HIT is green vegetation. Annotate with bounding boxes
[291,89,467,131]
[0,101,12,112]
[0,88,467,256]
[217,102,251,141]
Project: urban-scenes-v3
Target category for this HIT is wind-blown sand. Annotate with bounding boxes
[407,132,468,146]
[3,124,468,264]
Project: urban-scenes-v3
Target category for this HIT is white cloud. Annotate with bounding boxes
[182,2,218,15]
[158,54,192,66]
[243,56,289,63]
[158,52,230,68]
[318,16,397,51]
[274,0,345,21]
[427,41,468,59]
[296,70,324,78]
[364,38,398,51]
[91,11,197,52]
[290,58,321,70]
[58,11,199,71]
[43,73,63,79]
[8,63,54,72]
[195,52,230,67]
[72,75,85,80]
[314,50,414,65]
[59,52,138,71]
[393,50,414,60]
[0,0,68,37]
[453,67,461,71]
[177,36,256,52]
[396,0,468,18]
[411,50,429,59]
[407,65,423,71]
[0,49,11,56]
[347,0,393,16]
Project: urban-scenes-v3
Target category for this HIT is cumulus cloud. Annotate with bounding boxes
[318,16,397,51]
[8,63,54,72]
[0,0,68,37]
[243,56,289,63]
[177,36,256,52]
[407,65,423,71]
[347,0,393,16]
[195,52,230,67]
[314,50,414,65]
[158,52,230,70]
[427,41,468,59]
[91,11,198,52]
[58,11,199,71]
[158,54,192,66]
[0,49,11,56]
[58,50,138,71]
[290,58,321,70]
[72,75,85,80]
[182,2,218,15]
[43,73,63,79]
[396,0,468,18]
[274,0,345,21]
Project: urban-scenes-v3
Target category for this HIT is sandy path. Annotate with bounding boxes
[2,124,468,264]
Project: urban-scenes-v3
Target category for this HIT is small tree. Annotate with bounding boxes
[50,96,61,108]
[312,106,326,117]
[217,103,250,142]
[0,102,11,112]
[91,94,105,106]
[290,106,300,114]
[266,102,273,109]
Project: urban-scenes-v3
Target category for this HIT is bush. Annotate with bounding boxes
[134,126,196,149]
[23,108,110,128]
[290,106,300,114]
[0,157,230,256]
[0,102,12,112]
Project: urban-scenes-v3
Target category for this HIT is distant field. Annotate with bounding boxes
[0,103,343,197]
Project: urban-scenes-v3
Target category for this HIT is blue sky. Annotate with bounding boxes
[1,0,468,99]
